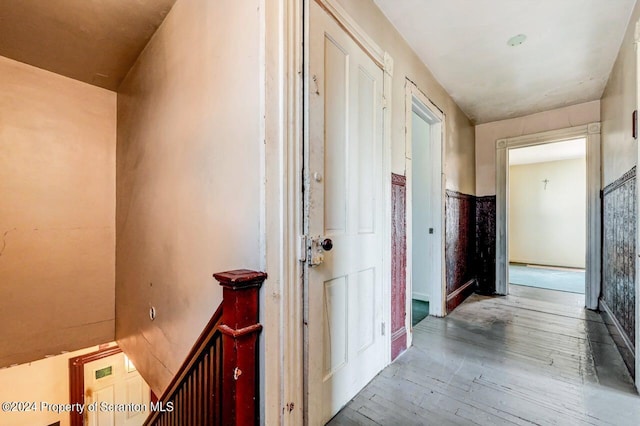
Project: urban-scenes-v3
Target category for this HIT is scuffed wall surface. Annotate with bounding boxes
[116,0,261,395]
[601,1,640,187]
[602,167,636,373]
[0,56,116,367]
[336,0,475,194]
[475,101,600,196]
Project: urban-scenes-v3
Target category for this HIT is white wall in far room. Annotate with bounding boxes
[411,111,431,301]
[509,157,586,268]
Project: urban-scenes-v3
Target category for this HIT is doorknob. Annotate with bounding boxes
[307,236,333,267]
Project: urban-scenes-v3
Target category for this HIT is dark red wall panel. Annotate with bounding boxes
[391,173,407,360]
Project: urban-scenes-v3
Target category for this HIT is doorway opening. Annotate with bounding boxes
[495,123,601,309]
[405,81,445,332]
[69,345,152,426]
[411,105,432,325]
[508,138,587,298]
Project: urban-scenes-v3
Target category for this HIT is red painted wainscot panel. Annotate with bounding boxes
[391,173,407,360]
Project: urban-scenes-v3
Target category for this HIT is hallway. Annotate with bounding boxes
[329,286,640,425]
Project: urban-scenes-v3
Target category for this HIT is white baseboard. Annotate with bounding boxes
[412,292,429,302]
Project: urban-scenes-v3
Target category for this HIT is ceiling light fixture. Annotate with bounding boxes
[507,34,527,47]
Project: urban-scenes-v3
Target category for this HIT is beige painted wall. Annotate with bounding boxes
[476,101,600,196]
[0,56,116,368]
[601,0,640,186]
[509,158,586,268]
[336,0,476,194]
[116,0,261,395]
[0,344,115,426]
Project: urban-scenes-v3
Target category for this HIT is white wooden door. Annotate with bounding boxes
[307,2,386,423]
[84,352,150,426]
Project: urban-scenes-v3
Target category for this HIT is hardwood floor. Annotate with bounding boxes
[328,285,640,425]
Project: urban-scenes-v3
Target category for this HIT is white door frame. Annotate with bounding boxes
[301,0,394,422]
[404,81,446,328]
[634,19,640,392]
[262,0,304,424]
[495,124,602,310]
[263,0,395,422]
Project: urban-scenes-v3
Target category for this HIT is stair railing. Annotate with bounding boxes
[144,269,266,426]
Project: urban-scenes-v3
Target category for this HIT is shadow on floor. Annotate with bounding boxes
[329,286,639,426]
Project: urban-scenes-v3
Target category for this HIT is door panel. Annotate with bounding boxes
[357,67,376,234]
[307,2,385,423]
[323,275,348,377]
[93,387,115,425]
[355,268,376,352]
[323,36,348,234]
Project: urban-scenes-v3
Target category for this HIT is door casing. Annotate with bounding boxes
[495,124,602,310]
[404,81,446,331]
[634,18,640,392]
[69,345,123,426]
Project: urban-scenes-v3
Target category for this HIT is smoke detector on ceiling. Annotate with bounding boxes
[507,34,527,47]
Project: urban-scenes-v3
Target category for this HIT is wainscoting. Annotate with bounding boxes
[445,190,477,312]
[391,174,407,360]
[476,195,496,295]
[601,166,636,377]
[443,191,497,312]
[395,187,496,316]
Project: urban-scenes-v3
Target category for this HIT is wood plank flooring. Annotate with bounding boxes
[328,285,640,425]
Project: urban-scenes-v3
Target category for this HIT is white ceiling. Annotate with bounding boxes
[374,0,637,124]
[509,138,586,166]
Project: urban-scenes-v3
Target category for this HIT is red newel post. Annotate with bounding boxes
[213,269,266,426]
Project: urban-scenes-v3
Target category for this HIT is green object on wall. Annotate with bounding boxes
[95,365,112,380]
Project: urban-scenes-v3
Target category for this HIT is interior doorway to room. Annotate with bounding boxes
[495,124,601,308]
[507,138,587,296]
[406,83,445,327]
[70,346,151,426]
[411,107,432,325]
[83,351,151,426]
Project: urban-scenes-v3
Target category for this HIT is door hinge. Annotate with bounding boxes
[297,235,307,262]
[381,322,386,336]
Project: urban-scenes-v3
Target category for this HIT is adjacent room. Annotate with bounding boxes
[508,138,587,295]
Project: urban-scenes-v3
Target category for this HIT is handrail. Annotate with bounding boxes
[144,269,266,426]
